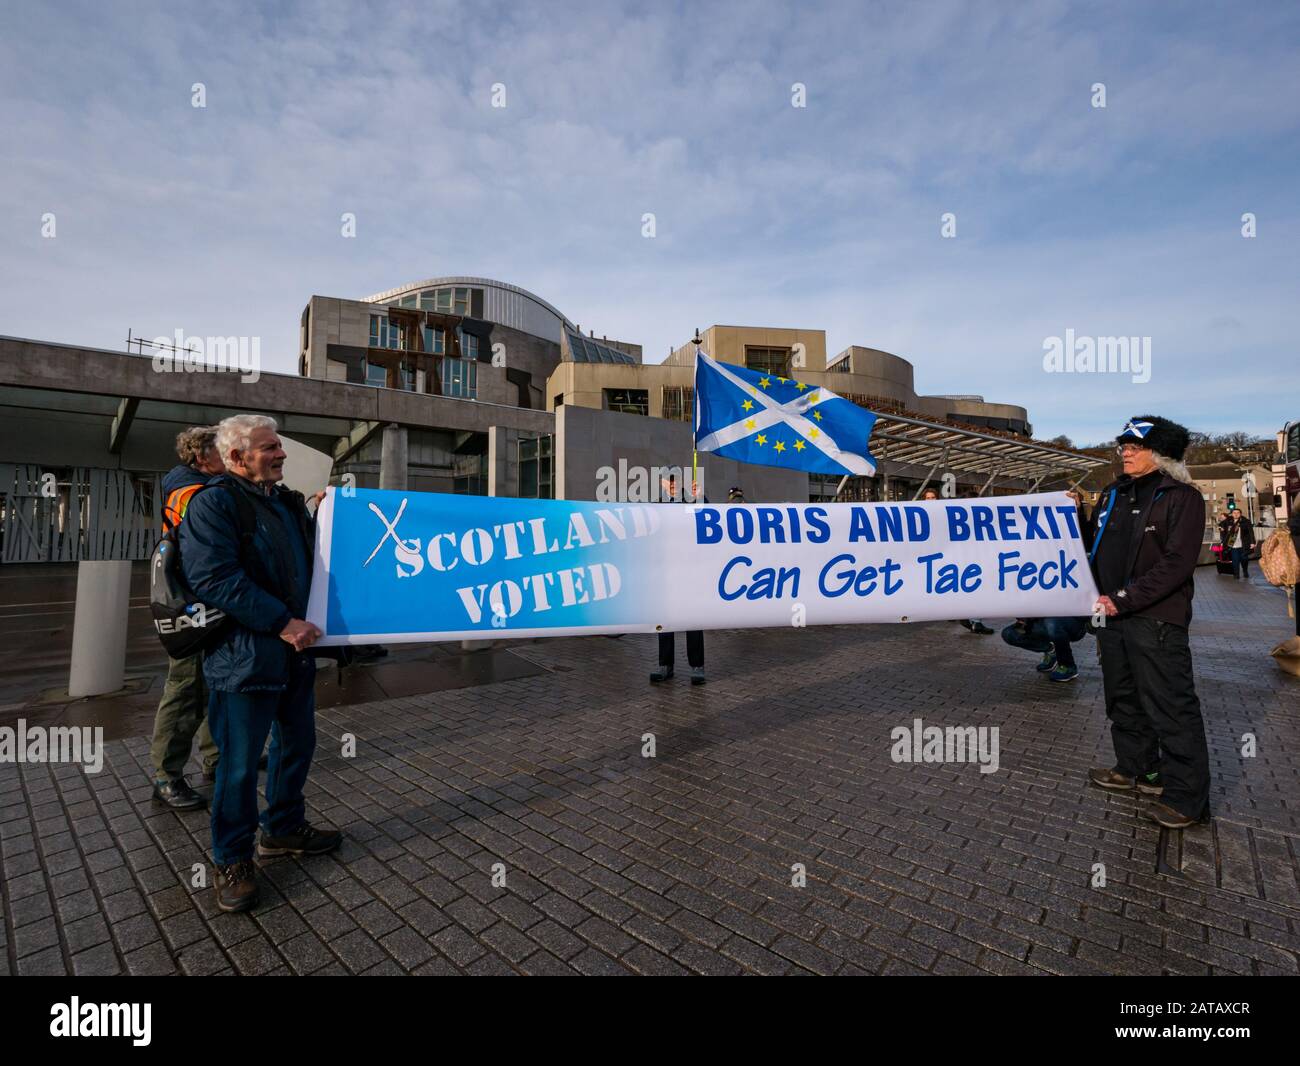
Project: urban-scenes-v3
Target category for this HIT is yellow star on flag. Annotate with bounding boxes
[810,428,819,439]
[777,376,787,385]
[758,377,771,389]
[774,440,786,453]
[808,390,819,401]
[745,419,755,430]
[795,382,808,391]
[794,439,806,451]
[742,399,754,411]
[813,410,823,421]
[755,433,767,446]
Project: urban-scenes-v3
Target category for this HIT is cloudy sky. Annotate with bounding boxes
[2,0,1296,445]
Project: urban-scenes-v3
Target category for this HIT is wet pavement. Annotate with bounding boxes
[1,564,1298,975]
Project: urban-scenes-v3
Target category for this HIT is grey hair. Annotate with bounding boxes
[215,414,277,465]
[1153,453,1194,485]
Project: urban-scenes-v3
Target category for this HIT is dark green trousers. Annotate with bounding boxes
[149,653,219,781]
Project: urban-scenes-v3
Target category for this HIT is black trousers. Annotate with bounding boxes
[659,631,704,669]
[1096,616,1210,820]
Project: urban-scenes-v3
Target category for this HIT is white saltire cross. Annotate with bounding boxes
[695,353,874,476]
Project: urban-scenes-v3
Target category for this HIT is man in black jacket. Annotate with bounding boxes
[1086,415,1210,830]
[650,471,706,685]
[1219,508,1256,579]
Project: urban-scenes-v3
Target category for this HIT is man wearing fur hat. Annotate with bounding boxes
[1086,416,1210,829]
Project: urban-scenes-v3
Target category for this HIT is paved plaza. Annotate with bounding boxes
[2,571,1298,976]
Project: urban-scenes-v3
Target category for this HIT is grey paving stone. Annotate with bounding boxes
[569,947,632,976]
[3,577,1296,977]
[64,914,112,954]
[13,918,60,958]
[17,946,66,976]
[279,931,339,975]
[71,942,123,976]
[226,934,285,976]
[332,929,389,974]
[379,926,436,969]
[124,942,178,976]
[112,912,164,954]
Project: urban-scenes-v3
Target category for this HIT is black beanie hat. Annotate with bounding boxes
[1115,415,1191,462]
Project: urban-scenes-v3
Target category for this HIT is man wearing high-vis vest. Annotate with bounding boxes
[149,427,226,809]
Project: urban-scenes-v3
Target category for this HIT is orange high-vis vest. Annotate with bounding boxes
[162,483,203,531]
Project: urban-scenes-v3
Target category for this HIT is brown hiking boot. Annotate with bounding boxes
[1088,767,1136,792]
[214,859,259,913]
[1145,801,1197,830]
[257,822,342,859]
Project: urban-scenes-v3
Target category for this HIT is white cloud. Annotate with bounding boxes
[1,0,1296,443]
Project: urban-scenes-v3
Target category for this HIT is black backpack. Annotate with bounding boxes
[149,482,258,659]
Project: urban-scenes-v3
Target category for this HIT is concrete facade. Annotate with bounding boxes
[639,329,1031,437]
[301,295,562,413]
[1190,461,1276,526]
[555,404,808,503]
[547,326,1031,439]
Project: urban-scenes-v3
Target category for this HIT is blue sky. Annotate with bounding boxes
[2,0,1297,445]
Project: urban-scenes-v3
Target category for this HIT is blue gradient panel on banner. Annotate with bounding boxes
[307,488,1100,646]
[308,489,665,644]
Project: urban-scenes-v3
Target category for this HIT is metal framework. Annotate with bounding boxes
[865,410,1105,488]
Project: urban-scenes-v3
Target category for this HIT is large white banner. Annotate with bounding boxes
[307,489,1098,645]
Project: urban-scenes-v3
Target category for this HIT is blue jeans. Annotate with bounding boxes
[207,655,317,865]
[1001,617,1087,668]
[1231,547,1249,578]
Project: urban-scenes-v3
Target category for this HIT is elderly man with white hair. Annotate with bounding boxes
[179,413,341,913]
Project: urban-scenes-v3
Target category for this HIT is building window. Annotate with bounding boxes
[365,361,389,388]
[604,388,649,416]
[518,435,554,499]
[421,326,445,354]
[442,356,477,399]
[453,454,487,496]
[458,328,479,360]
[369,314,402,350]
[662,386,694,422]
[745,346,790,376]
[413,285,480,316]
[399,361,423,392]
[398,294,418,308]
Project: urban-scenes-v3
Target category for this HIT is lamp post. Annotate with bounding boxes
[691,329,703,499]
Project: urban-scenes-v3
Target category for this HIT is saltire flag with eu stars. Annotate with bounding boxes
[693,351,878,476]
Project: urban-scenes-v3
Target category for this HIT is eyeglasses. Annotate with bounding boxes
[1115,444,1148,457]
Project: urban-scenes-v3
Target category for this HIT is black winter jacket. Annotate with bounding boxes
[1087,472,1206,627]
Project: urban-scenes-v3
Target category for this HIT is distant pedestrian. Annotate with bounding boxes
[1087,415,1209,830]
[149,427,225,810]
[1219,509,1255,579]
[921,488,940,501]
[727,485,745,503]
